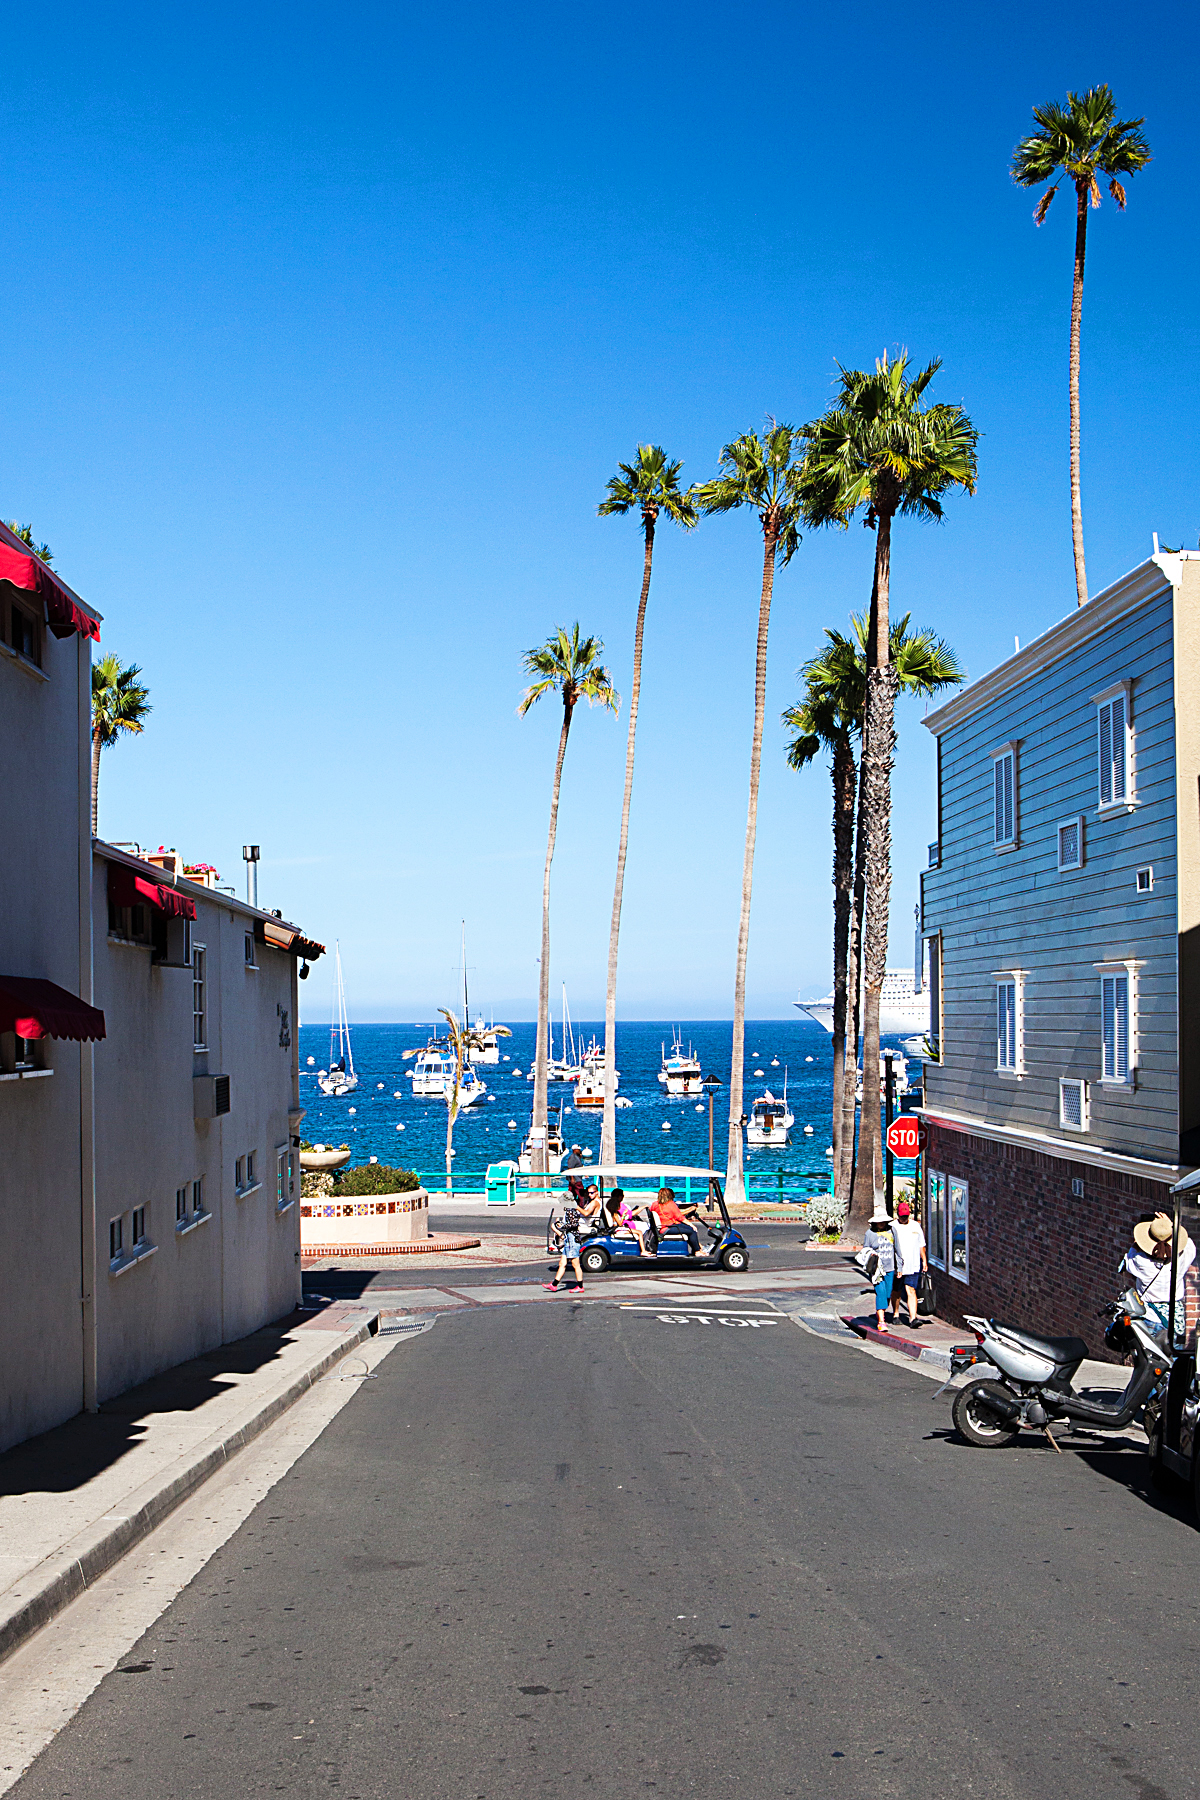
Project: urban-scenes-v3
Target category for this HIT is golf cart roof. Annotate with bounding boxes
[578,1165,723,1182]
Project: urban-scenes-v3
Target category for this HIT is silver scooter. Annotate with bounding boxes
[937,1288,1173,1449]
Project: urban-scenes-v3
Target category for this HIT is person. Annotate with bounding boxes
[562,1144,584,1171]
[545,1196,585,1292]
[863,1204,897,1331]
[651,1187,701,1256]
[1120,1212,1195,1339]
[891,1199,928,1326]
[581,1184,603,1224]
[609,1187,650,1256]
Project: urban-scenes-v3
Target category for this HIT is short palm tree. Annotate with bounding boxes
[1011,85,1150,607]
[91,653,152,837]
[597,446,697,1165]
[695,424,805,1202]
[5,523,53,564]
[786,617,963,1209]
[438,1007,464,1194]
[801,356,977,1224]
[519,625,618,1174]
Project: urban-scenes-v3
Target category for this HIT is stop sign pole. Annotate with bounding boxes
[883,1051,896,1217]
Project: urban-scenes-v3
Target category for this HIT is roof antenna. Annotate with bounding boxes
[1153,532,1160,555]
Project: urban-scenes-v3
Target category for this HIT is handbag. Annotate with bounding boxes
[917,1266,935,1316]
[854,1246,882,1283]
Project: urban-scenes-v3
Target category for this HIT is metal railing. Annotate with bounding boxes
[402,1166,831,1206]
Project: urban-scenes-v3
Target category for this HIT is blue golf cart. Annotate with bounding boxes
[547,1164,750,1275]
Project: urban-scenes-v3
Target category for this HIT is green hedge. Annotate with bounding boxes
[336,1164,421,1196]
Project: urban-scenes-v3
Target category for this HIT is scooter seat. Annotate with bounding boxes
[995,1322,1088,1367]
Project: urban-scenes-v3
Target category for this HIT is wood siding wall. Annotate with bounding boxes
[922,584,1179,1165]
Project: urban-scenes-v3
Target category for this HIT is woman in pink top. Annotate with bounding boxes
[610,1188,651,1257]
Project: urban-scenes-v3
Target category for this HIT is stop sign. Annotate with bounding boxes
[886,1116,925,1158]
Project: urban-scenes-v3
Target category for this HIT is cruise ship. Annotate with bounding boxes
[796,969,929,1040]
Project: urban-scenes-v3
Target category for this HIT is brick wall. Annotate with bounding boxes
[922,1122,1197,1360]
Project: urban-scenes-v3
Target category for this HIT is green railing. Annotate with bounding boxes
[406,1166,832,1205]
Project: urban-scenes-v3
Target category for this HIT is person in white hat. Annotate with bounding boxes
[862,1204,897,1331]
[1120,1212,1196,1338]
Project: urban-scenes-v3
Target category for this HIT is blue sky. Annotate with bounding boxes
[5,2,1197,1021]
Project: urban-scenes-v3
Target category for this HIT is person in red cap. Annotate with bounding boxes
[891,1199,928,1327]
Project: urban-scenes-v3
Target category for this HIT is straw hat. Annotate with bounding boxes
[869,1205,892,1226]
[1133,1211,1192,1256]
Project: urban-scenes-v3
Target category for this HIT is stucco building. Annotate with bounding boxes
[918,549,1200,1344]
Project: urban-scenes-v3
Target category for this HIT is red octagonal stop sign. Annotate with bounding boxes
[886,1116,925,1158]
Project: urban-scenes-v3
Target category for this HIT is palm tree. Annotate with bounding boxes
[786,617,963,1209]
[5,523,53,564]
[597,446,697,1165]
[91,654,152,837]
[801,355,977,1224]
[439,1007,464,1194]
[695,424,805,1203]
[519,625,618,1174]
[1011,86,1150,607]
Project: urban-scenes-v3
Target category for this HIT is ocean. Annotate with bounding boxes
[298,1016,919,1189]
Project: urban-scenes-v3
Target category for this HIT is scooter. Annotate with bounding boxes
[937,1288,1174,1450]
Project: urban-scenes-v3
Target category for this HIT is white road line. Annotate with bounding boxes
[618,1305,781,1318]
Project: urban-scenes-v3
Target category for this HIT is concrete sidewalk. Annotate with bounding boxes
[0,1304,379,1665]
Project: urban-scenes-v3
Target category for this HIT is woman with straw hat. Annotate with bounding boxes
[862,1204,898,1332]
[1120,1212,1196,1339]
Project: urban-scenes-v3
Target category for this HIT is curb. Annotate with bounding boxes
[0,1314,378,1668]
[301,1233,480,1262]
[841,1315,953,1372]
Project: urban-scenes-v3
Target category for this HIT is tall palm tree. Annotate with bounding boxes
[597,446,697,1165]
[91,654,151,837]
[518,624,618,1174]
[802,355,977,1224]
[695,424,806,1203]
[786,617,963,1208]
[1011,85,1150,607]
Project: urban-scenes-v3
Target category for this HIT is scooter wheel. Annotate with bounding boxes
[953,1379,1021,1449]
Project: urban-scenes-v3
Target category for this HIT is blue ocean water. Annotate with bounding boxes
[298,1017,919,1185]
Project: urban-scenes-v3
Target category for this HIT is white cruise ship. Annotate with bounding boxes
[796,969,929,1039]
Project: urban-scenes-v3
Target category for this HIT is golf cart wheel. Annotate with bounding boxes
[580,1245,610,1275]
[720,1245,749,1273]
[952,1379,1020,1449]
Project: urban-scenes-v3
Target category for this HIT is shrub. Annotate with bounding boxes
[806,1192,848,1241]
[336,1164,420,1197]
[302,1170,334,1199]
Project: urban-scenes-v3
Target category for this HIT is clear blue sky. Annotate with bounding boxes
[6,2,1197,1021]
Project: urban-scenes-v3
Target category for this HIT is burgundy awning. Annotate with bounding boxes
[0,976,106,1042]
[107,863,197,921]
[0,540,100,643]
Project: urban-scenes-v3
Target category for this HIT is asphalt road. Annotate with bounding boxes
[13,1300,1200,1799]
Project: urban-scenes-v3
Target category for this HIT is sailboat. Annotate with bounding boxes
[452,921,487,1109]
[526,986,581,1083]
[317,944,358,1097]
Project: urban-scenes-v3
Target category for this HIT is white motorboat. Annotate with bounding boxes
[518,1107,566,1174]
[745,1077,793,1147]
[406,1040,456,1098]
[656,1030,703,1096]
[572,1036,617,1109]
[796,968,930,1038]
[465,1021,511,1065]
[317,944,359,1096]
[855,1051,911,1105]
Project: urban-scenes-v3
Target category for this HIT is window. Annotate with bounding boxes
[109,1216,123,1262]
[244,932,257,968]
[1096,686,1131,807]
[108,902,153,945]
[235,1155,245,1192]
[928,840,940,869]
[1136,866,1153,894]
[1060,1076,1088,1131]
[1100,969,1133,1084]
[276,1146,294,1210]
[1057,817,1084,872]
[176,1185,188,1223]
[132,1205,147,1245]
[948,1178,969,1282]
[9,600,38,664]
[994,972,1025,1074]
[992,747,1016,846]
[192,1177,205,1216]
[926,1169,948,1271]
[923,934,942,1060]
[192,946,207,1048]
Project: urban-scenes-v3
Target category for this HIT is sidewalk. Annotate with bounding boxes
[0,1303,379,1665]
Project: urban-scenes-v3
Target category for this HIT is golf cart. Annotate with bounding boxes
[547,1164,750,1275]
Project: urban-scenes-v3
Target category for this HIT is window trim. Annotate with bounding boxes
[948,1176,969,1284]
[1056,815,1084,873]
[275,1143,295,1213]
[1136,865,1154,895]
[990,742,1018,850]
[192,943,208,1050]
[1095,959,1141,1087]
[1059,1075,1089,1132]
[992,968,1026,1076]
[923,932,942,1062]
[1093,679,1135,812]
[926,1168,948,1272]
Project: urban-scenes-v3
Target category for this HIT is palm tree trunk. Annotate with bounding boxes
[533,701,573,1175]
[601,516,655,1166]
[838,692,870,1208]
[829,734,856,1203]
[851,509,897,1226]
[1070,181,1089,607]
[90,723,103,838]
[726,528,777,1203]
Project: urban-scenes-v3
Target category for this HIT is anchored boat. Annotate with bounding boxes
[317,944,358,1096]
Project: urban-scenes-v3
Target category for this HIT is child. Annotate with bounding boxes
[545,1199,585,1292]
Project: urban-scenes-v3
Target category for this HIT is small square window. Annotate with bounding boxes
[1060,1077,1088,1132]
[192,1177,204,1216]
[109,1216,123,1261]
[1136,866,1153,894]
[132,1205,147,1245]
[1057,817,1083,872]
[176,1186,188,1223]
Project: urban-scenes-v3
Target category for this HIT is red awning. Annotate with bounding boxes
[0,976,106,1042]
[0,539,100,643]
[107,863,197,921]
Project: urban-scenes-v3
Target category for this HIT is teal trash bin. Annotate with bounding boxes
[486,1160,517,1206]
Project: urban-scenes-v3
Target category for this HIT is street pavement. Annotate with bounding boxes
[10,1293,1200,1800]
